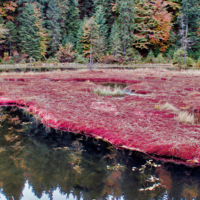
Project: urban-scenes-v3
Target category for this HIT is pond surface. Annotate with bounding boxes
[0,107,199,200]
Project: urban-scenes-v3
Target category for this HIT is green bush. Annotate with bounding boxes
[75,53,89,64]
[172,49,185,66]
[186,57,194,67]
[197,57,200,67]
[173,49,195,68]
[9,59,14,64]
[125,48,142,63]
[155,53,166,63]
[46,57,59,63]
[145,50,156,63]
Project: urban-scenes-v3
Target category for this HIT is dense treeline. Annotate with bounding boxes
[0,0,199,65]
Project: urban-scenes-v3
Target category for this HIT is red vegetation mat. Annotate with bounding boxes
[1,69,200,166]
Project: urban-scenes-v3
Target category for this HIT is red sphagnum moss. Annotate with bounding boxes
[1,69,200,166]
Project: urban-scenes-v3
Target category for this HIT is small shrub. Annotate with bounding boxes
[75,53,88,64]
[56,43,75,63]
[186,57,195,67]
[11,51,28,63]
[19,53,28,63]
[155,53,166,63]
[99,53,122,64]
[197,57,200,67]
[9,59,14,64]
[46,57,59,63]
[172,49,186,68]
[126,48,142,63]
[2,52,11,64]
[145,50,156,63]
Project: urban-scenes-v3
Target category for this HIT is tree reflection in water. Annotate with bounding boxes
[0,106,199,200]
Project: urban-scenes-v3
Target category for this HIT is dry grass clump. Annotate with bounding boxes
[177,111,195,124]
[92,86,125,97]
[156,102,195,124]
[157,102,179,113]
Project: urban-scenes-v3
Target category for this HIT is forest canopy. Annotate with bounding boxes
[0,0,199,64]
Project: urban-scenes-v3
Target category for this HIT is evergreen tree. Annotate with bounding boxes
[76,17,87,54]
[179,0,200,59]
[18,3,42,60]
[94,5,108,58]
[117,0,135,56]
[33,3,48,59]
[109,22,122,59]
[4,21,18,54]
[93,0,116,32]
[78,0,95,19]
[59,0,80,47]
[47,0,61,55]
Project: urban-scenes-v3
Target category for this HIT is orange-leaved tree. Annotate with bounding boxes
[0,1,17,21]
[133,0,173,52]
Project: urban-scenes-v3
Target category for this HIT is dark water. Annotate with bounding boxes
[0,107,199,200]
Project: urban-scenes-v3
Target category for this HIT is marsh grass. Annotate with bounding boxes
[156,102,195,124]
[157,102,179,113]
[177,111,195,124]
[92,85,126,97]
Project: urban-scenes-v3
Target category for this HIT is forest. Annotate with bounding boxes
[0,0,199,65]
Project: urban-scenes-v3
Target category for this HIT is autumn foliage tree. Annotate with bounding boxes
[133,0,173,52]
[33,3,48,59]
[56,43,75,63]
[0,0,199,62]
[0,1,17,21]
[81,17,99,69]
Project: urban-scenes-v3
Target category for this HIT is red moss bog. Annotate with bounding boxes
[1,69,200,166]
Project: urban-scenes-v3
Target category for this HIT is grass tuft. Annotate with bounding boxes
[156,102,195,124]
[92,86,125,97]
[157,102,179,113]
[177,111,195,124]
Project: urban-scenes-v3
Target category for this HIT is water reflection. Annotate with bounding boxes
[0,106,199,200]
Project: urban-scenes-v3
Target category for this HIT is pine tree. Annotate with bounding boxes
[76,17,87,54]
[59,0,80,47]
[5,20,18,55]
[109,22,122,59]
[94,5,108,58]
[78,0,95,19]
[18,3,42,60]
[0,0,17,21]
[93,0,116,32]
[179,0,200,59]
[47,0,61,56]
[33,3,48,59]
[133,0,173,52]
[117,0,135,56]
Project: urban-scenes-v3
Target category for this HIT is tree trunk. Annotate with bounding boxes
[90,37,92,70]
[184,47,187,70]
